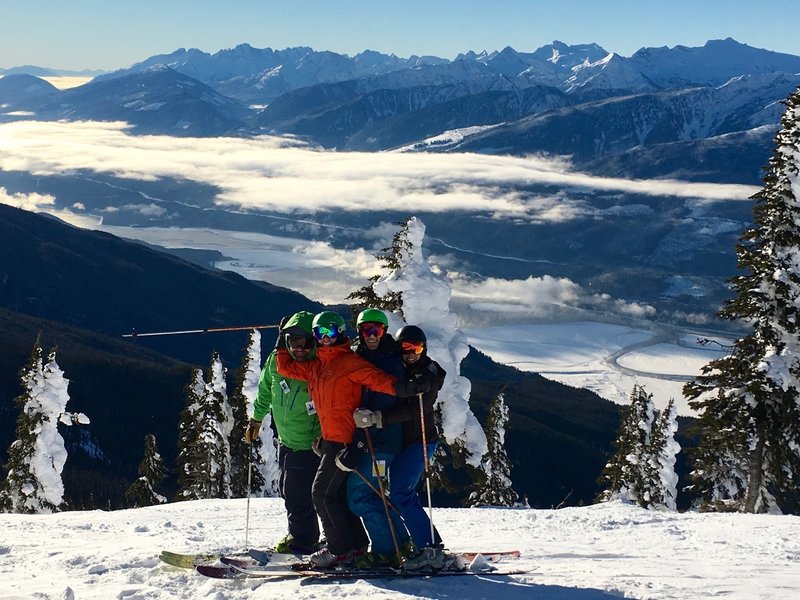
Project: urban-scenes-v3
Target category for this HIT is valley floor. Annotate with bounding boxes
[464,321,730,414]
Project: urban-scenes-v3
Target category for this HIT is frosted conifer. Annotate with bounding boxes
[471,392,517,506]
[175,354,231,500]
[0,343,87,513]
[685,87,800,513]
[125,434,167,507]
[229,331,268,497]
[597,384,660,508]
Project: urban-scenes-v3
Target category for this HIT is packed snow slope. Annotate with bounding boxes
[2,498,799,599]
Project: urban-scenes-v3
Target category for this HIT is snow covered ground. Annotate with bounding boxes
[2,497,798,599]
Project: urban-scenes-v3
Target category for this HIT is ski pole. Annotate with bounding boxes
[245,441,253,551]
[363,428,403,566]
[122,323,279,338]
[419,393,436,546]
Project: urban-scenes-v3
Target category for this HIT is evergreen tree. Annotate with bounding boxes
[175,368,207,501]
[346,216,489,503]
[649,398,681,511]
[346,216,412,319]
[371,217,488,471]
[596,384,661,508]
[207,352,233,499]
[229,331,268,497]
[0,343,88,513]
[175,355,231,501]
[684,88,800,514]
[470,392,518,506]
[125,434,167,507]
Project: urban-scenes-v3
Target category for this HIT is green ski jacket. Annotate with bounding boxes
[253,349,321,451]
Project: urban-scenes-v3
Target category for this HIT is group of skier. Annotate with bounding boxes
[245,308,447,570]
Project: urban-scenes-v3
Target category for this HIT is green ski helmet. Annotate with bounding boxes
[356,308,389,327]
[312,311,346,340]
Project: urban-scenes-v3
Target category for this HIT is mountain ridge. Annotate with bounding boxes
[2,38,796,183]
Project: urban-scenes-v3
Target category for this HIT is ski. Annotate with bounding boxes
[458,549,521,560]
[160,549,256,568]
[159,550,219,568]
[226,550,524,579]
[244,547,519,566]
[247,547,307,565]
[294,567,533,580]
[196,564,300,580]
[221,562,532,580]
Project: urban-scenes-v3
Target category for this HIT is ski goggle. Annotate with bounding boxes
[313,325,341,340]
[359,323,386,338]
[400,341,425,355]
[285,334,313,350]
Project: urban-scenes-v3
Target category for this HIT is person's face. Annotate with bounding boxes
[402,352,421,364]
[318,335,336,347]
[400,340,425,364]
[313,324,341,347]
[286,334,313,361]
[359,322,386,351]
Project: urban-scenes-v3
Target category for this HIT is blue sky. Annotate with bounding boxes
[3,0,799,71]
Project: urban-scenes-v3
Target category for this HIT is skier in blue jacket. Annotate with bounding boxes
[345,308,412,566]
[353,324,446,570]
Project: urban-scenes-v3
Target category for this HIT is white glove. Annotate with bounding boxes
[353,408,383,429]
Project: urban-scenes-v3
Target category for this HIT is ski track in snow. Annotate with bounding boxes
[1,498,798,599]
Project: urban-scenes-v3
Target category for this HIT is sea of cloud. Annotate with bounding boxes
[0,121,758,222]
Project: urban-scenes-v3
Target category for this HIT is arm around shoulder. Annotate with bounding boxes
[276,347,310,380]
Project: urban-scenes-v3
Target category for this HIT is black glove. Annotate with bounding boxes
[334,445,360,472]
[394,372,431,397]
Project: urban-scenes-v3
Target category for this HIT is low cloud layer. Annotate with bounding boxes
[0,186,55,211]
[451,274,656,318]
[0,121,758,223]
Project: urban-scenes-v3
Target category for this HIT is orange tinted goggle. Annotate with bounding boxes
[400,341,424,355]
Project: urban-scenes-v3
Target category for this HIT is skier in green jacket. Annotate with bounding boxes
[246,311,322,554]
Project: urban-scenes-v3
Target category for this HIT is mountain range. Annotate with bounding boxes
[2,38,798,182]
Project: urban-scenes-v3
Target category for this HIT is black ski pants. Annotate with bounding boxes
[278,444,321,547]
[312,440,369,556]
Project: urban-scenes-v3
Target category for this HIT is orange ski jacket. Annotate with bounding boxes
[276,341,399,444]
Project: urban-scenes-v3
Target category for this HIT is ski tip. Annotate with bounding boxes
[196,564,244,579]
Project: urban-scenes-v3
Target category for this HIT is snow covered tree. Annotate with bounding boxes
[229,330,276,497]
[175,369,207,500]
[648,398,681,511]
[125,434,167,507]
[684,88,800,514]
[596,388,680,511]
[371,217,488,471]
[470,392,518,506]
[175,354,232,500]
[0,343,89,514]
[347,216,412,317]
